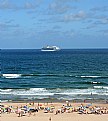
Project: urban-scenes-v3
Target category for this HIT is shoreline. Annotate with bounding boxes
[1,98,108,104]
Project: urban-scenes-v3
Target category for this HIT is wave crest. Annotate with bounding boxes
[1,73,108,79]
[2,74,21,78]
[94,86,108,89]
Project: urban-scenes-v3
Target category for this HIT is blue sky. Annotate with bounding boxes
[0,0,108,49]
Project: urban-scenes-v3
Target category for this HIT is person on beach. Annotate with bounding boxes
[49,117,51,121]
[17,107,22,117]
[38,102,39,106]
[0,107,1,117]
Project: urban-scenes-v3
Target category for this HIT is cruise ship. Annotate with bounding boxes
[41,45,60,51]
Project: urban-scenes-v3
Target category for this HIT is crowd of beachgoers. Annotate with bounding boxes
[0,101,108,117]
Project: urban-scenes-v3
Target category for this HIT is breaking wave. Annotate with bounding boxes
[0,87,108,96]
[1,73,108,79]
[94,86,108,89]
[77,75,108,78]
[2,74,21,79]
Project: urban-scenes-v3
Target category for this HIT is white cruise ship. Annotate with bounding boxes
[41,45,60,51]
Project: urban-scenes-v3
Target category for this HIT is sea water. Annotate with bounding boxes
[0,49,108,101]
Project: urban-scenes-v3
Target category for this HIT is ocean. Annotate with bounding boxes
[0,49,108,101]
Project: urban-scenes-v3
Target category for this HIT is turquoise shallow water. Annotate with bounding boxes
[0,49,108,101]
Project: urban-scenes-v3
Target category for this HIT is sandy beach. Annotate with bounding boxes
[1,101,108,121]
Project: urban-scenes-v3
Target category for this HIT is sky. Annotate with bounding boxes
[0,0,108,49]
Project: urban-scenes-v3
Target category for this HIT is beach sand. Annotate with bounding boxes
[1,102,108,121]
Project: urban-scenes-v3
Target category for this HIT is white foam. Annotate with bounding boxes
[94,86,108,89]
[103,87,108,89]
[0,100,9,102]
[16,93,54,96]
[0,89,12,92]
[0,88,53,96]
[92,82,100,84]
[51,88,108,96]
[2,74,21,78]
[0,88,108,96]
[29,88,46,92]
[80,76,101,78]
[94,86,103,89]
[55,89,97,95]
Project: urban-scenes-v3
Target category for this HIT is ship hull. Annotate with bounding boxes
[41,45,60,51]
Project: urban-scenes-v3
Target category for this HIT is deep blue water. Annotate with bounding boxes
[0,49,108,101]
